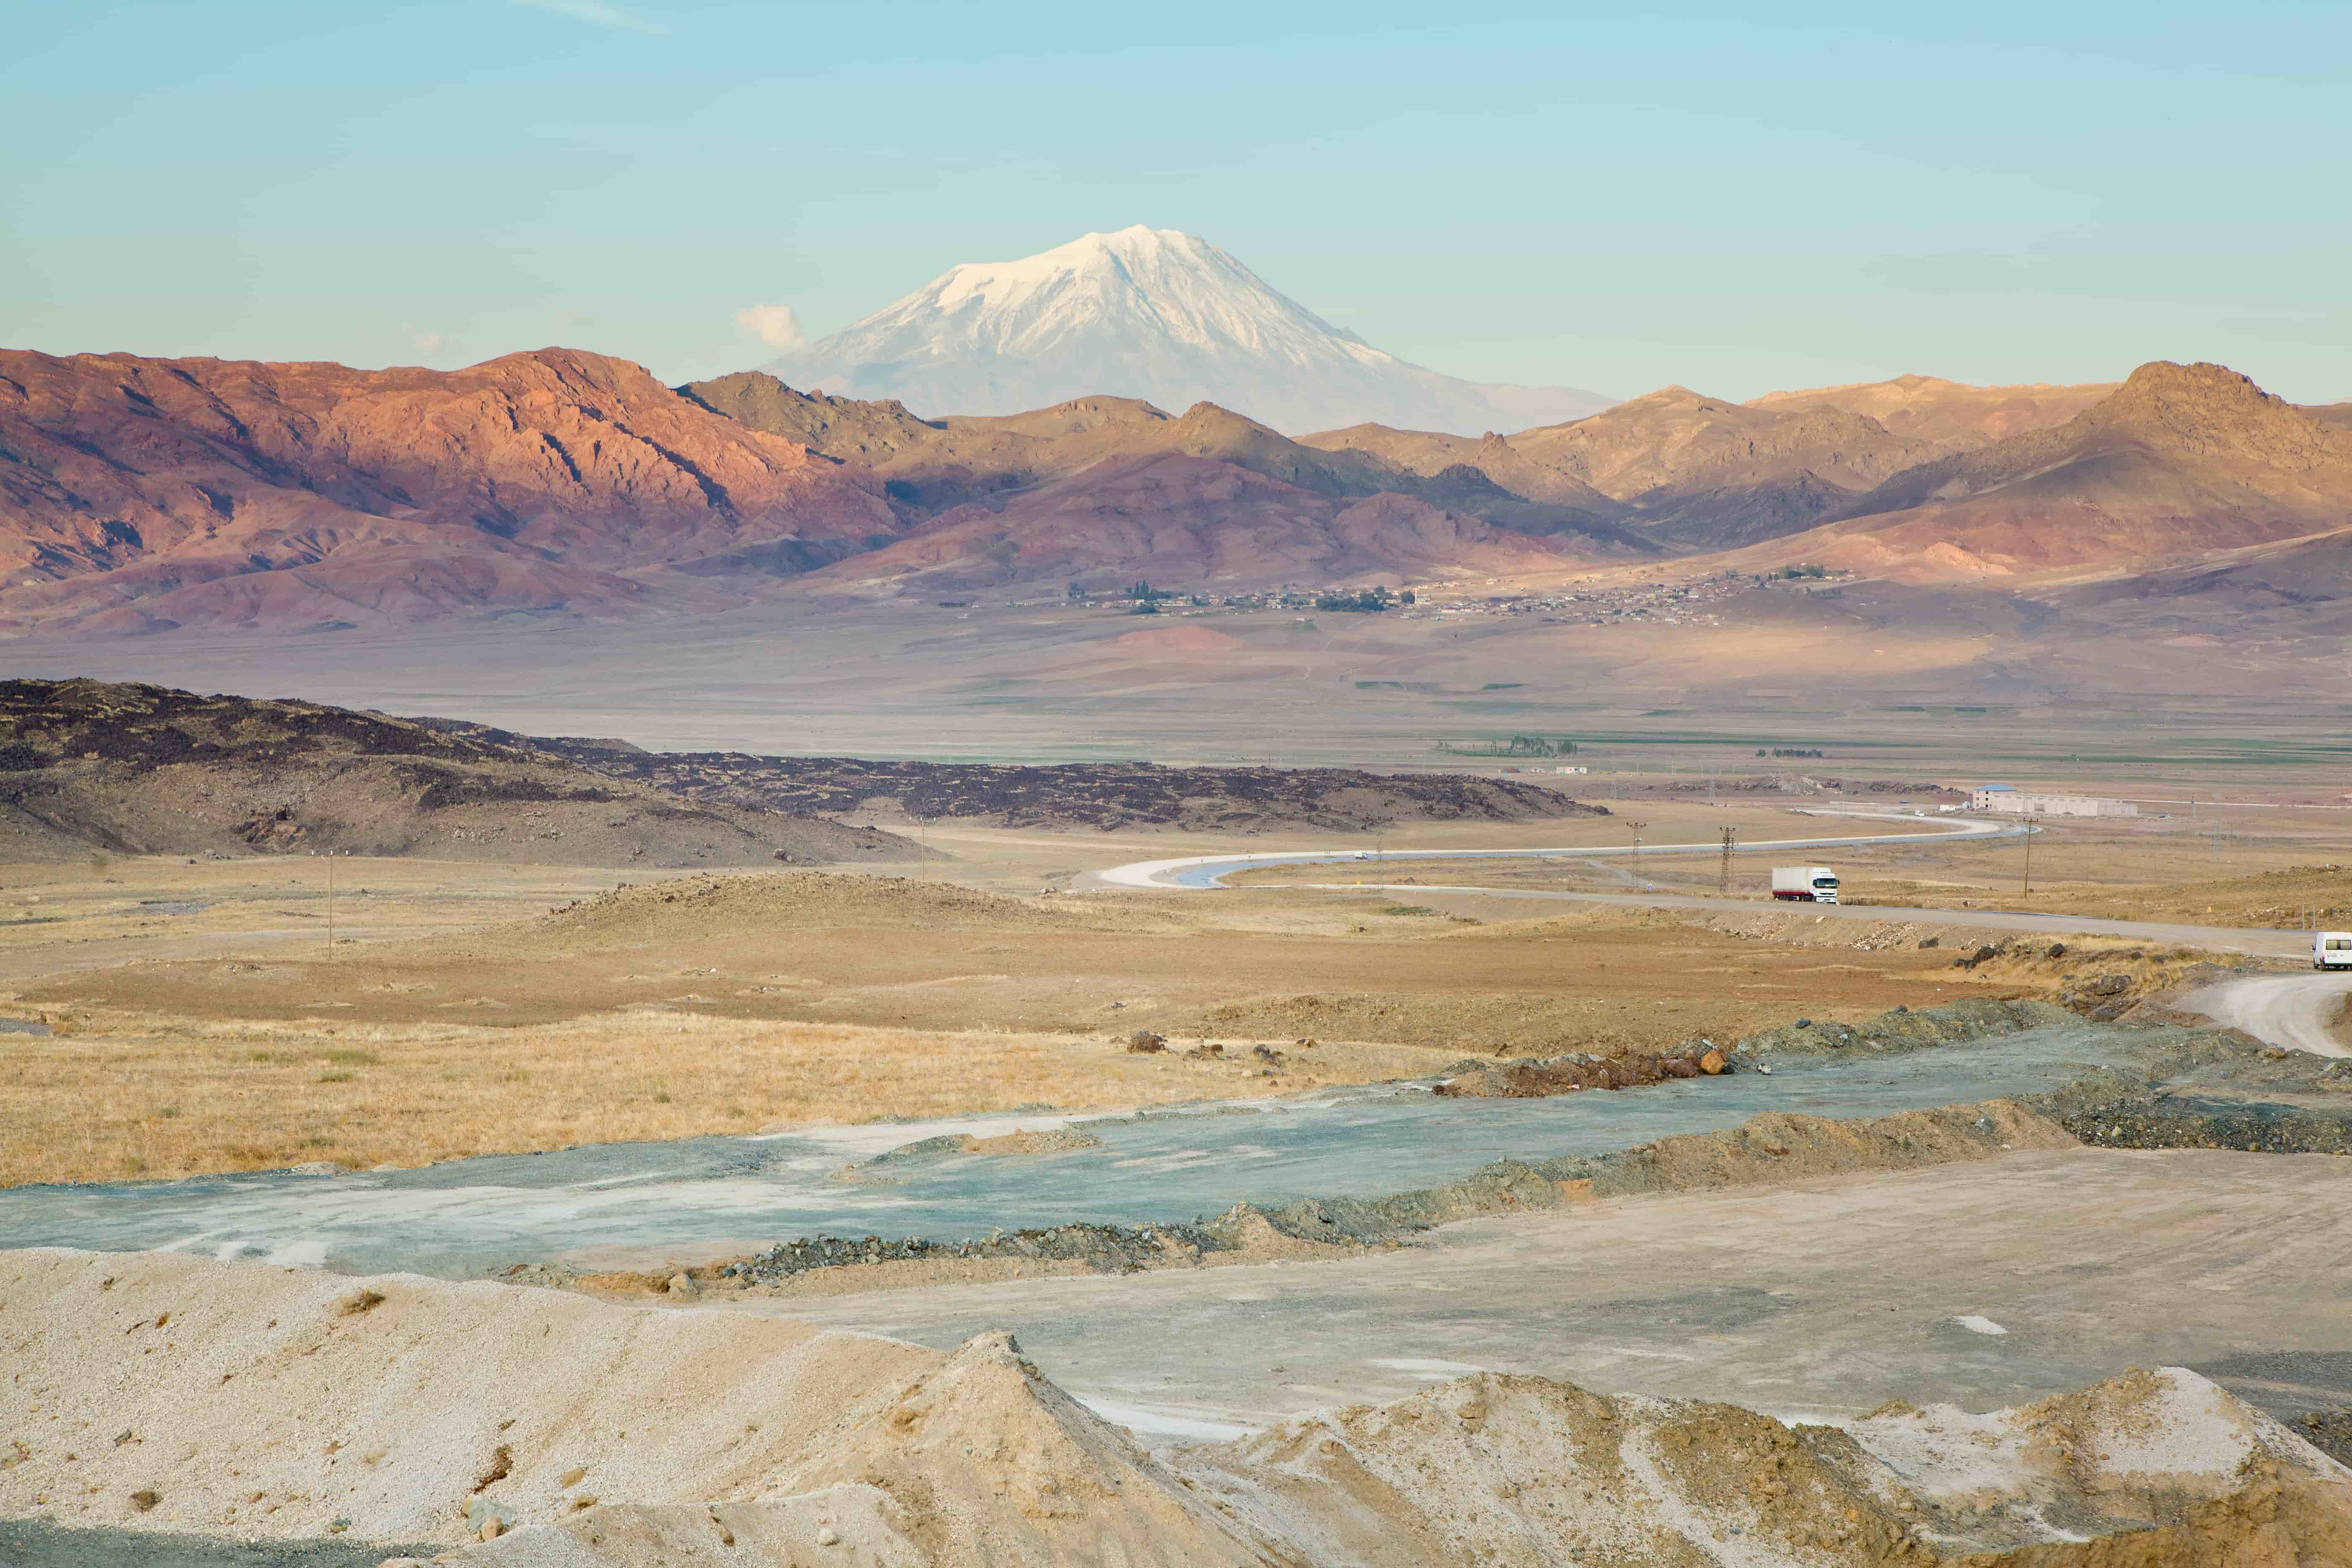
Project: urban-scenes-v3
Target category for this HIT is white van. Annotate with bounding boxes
[2316,932,2352,970]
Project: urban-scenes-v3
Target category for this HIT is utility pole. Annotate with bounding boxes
[2021,817,2035,898]
[1719,825,1736,894]
[324,851,335,960]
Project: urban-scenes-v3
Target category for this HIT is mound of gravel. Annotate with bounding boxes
[8,1250,2345,1567]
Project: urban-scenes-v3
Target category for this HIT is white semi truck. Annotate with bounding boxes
[1772,866,1839,904]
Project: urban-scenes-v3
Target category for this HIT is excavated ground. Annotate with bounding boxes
[3,1247,2348,1567]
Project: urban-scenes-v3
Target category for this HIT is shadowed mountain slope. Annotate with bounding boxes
[1304,386,1942,549]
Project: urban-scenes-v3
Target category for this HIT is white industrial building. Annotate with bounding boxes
[1969,786,2136,818]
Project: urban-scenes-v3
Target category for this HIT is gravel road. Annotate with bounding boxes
[2179,972,2352,1058]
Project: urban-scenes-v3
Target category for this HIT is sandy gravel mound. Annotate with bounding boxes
[1847,1367,2352,1558]
[1183,1372,1929,1564]
[8,1251,2344,1567]
[1601,1099,2079,1196]
[1177,1365,2349,1566]
[1952,1478,2352,1565]
[0,1248,924,1545]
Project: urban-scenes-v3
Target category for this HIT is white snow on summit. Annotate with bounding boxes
[759,226,1612,436]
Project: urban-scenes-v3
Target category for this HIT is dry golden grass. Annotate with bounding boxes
[1241,844,2352,933]
[1844,864,2352,929]
[0,1007,1464,1186]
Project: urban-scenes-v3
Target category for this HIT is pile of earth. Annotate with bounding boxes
[0,680,916,867]
[2025,1025,2352,1157]
[417,719,1610,832]
[4,1248,2344,1566]
[1435,1042,1730,1097]
[1183,990,1763,1059]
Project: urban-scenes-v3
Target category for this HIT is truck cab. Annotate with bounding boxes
[2317,933,2352,970]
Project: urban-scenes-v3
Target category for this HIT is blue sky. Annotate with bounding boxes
[6,1,2347,402]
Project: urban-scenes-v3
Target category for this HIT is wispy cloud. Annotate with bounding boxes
[735,304,805,353]
[402,325,449,359]
[514,0,667,34]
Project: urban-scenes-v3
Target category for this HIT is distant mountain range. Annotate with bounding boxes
[0,332,2345,635]
[757,226,1614,437]
[682,373,1656,593]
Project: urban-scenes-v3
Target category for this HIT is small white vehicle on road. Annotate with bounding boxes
[2316,932,2352,970]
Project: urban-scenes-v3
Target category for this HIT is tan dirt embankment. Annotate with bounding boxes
[6,1248,2346,1566]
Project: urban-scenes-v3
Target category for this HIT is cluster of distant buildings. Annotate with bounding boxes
[1968,785,2137,818]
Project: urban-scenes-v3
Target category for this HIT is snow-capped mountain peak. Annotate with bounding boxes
[759,228,1609,436]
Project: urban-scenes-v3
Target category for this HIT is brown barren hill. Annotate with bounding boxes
[1756,361,2352,582]
[0,678,916,865]
[0,348,900,634]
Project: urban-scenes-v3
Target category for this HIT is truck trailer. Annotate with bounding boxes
[1772,866,1839,904]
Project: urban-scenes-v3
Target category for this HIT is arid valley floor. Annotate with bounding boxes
[4,732,2351,1565]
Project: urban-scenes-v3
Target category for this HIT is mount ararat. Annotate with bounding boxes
[758,226,1614,437]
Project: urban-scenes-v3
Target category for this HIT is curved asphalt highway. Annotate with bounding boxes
[1096,808,2023,890]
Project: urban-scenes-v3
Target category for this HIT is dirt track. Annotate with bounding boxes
[2182,972,2352,1057]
